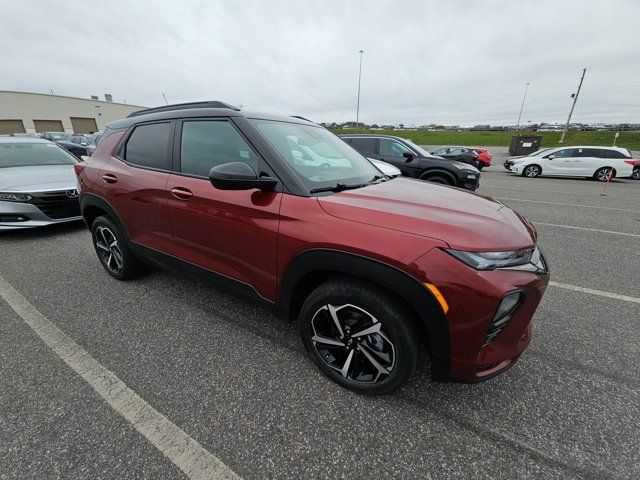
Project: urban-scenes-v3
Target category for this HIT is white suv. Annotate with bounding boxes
[507,146,635,181]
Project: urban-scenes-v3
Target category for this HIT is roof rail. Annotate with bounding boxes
[127,101,241,118]
[290,115,315,123]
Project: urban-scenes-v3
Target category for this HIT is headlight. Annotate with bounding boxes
[0,192,32,202]
[444,247,534,270]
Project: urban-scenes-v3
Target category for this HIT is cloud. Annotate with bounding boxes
[1,0,638,125]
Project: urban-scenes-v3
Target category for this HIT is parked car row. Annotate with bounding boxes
[504,146,637,181]
[41,131,102,158]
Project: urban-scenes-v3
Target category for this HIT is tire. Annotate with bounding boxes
[474,160,483,170]
[522,164,541,178]
[91,215,144,280]
[422,175,452,185]
[298,277,420,395]
[594,167,614,182]
[633,167,640,180]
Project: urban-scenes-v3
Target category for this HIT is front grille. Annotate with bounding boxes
[28,190,81,220]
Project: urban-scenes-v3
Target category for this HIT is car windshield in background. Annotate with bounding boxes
[0,143,77,168]
[251,119,379,190]
[50,133,71,141]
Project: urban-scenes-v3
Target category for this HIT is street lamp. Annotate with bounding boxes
[356,50,364,125]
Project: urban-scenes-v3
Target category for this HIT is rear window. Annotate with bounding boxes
[0,143,77,168]
[124,122,172,170]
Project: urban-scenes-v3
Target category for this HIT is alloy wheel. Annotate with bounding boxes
[525,165,540,177]
[95,226,124,274]
[633,168,640,180]
[597,168,612,182]
[310,303,396,384]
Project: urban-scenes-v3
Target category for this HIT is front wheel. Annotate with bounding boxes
[523,164,541,178]
[299,278,419,395]
[594,167,614,182]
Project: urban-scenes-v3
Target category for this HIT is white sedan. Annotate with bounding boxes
[507,146,635,181]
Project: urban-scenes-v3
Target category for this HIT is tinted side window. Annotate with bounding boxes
[179,120,259,177]
[380,139,412,157]
[573,148,602,157]
[551,148,574,158]
[604,149,629,159]
[124,122,172,170]
[349,138,377,155]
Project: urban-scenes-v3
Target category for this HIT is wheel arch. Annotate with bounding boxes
[80,193,130,241]
[278,248,451,379]
[419,168,457,185]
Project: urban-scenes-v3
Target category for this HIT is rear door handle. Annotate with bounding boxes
[170,187,193,200]
[102,173,118,184]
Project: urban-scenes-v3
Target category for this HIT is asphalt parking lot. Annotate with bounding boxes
[1,165,639,479]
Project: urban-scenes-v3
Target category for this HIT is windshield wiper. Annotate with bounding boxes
[309,182,366,194]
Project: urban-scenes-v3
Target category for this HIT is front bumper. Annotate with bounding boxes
[458,172,480,191]
[0,197,82,231]
[415,247,549,382]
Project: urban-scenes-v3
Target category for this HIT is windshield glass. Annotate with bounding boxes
[251,119,379,191]
[529,148,552,156]
[49,133,70,141]
[403,139,431,157]
[0,143,77,168]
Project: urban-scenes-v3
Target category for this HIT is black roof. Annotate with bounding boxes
[107,100,319,130]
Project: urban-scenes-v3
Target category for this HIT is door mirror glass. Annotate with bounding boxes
[402,151,414,162]
[209,162,277,191]
[547,155,555,160]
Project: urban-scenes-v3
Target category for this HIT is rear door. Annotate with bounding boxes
[346,137,378,159]
[571,148,602,175]
[101,121,177,259]
[165,118,282,301]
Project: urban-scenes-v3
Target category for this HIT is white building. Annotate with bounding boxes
[0,91,147,135]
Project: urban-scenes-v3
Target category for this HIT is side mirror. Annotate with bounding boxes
[547,155,555,160]
[403,152,414,162]
[80,142,88,146]
[209,162,277,191]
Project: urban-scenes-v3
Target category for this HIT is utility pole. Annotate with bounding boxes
[356,50,364,125]
[516,82,529,130]
[559,68,586,143]
[162,93,169,105]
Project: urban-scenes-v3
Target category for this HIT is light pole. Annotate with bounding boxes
[516,82,529,130]
[559,68,586,144]
[356,50,364,126]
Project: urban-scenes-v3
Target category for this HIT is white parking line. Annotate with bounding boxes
[495,197,638,213]
[534,222,640,238]
[549,281,640,304]
[0,274,240,480]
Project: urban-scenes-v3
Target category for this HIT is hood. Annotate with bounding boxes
[318,178,536,251]
[0,165,78,191]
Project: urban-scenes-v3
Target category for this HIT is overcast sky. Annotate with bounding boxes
[1,0,639,126]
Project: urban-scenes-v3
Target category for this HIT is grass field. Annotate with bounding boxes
[332,129,640,151]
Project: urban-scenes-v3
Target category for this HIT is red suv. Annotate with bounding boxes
[76,101,549,394]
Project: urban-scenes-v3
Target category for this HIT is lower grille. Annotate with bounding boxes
[28,190,81,220]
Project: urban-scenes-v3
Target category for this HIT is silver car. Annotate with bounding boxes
[0,137,82,231]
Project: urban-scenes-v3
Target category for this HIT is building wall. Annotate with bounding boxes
[0,91,147,133]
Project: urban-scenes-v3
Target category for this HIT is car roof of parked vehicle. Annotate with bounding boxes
[108,101,319,130]
[0,136,51,144]
[339,134,411,141]
[535,145,629,153]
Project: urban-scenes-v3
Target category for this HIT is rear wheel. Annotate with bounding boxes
[633,167,640,180]
[523,164,541,178]
[594,167,614,182]
[91,215,144,280]
[421,174,453,185]
[299,278,419,395]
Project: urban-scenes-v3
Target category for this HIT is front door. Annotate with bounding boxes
[545,148,575,175]
[166,118,282,301]
[378,138,421,176]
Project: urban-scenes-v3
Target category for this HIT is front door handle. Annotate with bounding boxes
[102,173,118,184]
[170,187,193,200]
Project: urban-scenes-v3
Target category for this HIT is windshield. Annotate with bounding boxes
[403,139,431,157]
[0,143,77,168]
[529,148,552,156]
[251,119,380,191]
[49,133,70,141]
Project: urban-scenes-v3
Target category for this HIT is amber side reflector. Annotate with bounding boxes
[424,283,449,314]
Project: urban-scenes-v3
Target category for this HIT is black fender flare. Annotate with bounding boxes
[80,193,131,241]
[278,248,450,379]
